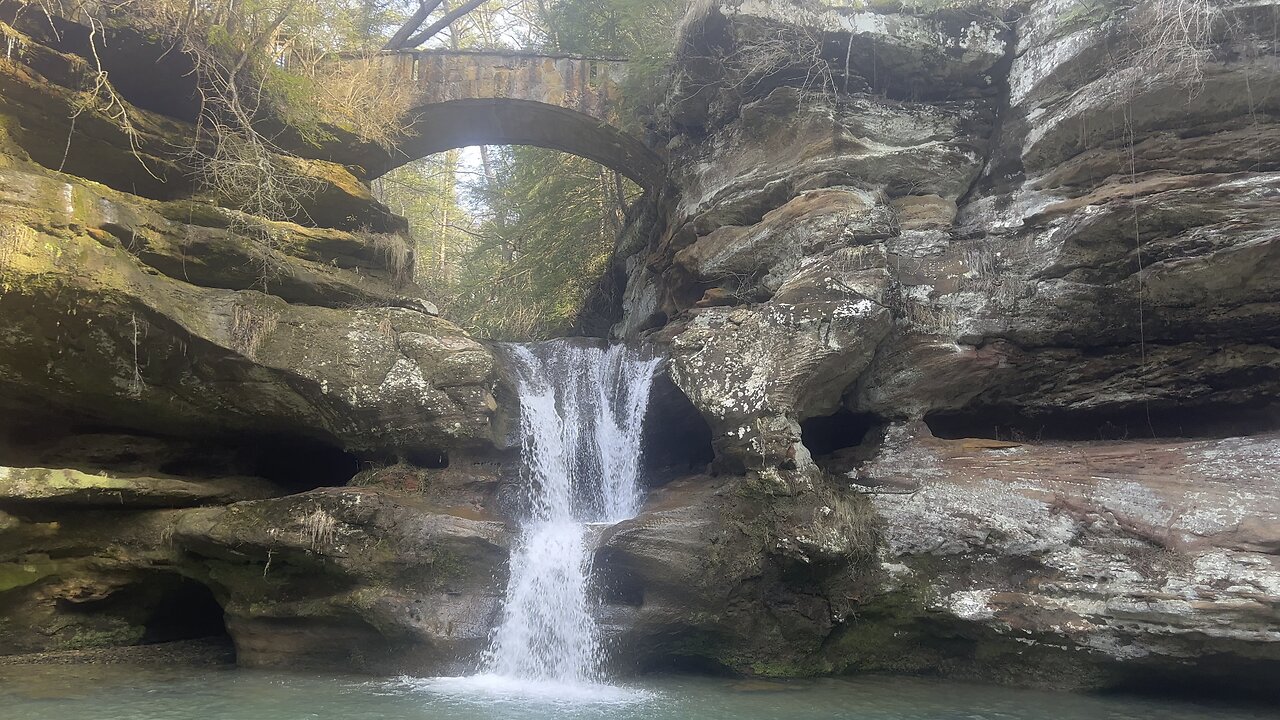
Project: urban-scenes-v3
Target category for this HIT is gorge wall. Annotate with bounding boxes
[0,3,513,671]
[599,0,1280,697]
[0,0,1278,702]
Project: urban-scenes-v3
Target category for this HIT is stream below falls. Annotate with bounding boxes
[0,664,1271,720]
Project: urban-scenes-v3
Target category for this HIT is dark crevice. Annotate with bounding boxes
[54,574,231,648]
[7,9,202,122]
[642,373,715,484]
[136,433,361,490]
[0,418,361,491]
[955,9,1021,208]
[227,435,361,489]
[800,409,886,458]
[1104,656,1280,706]
[140,579,229,644]
[359,446,455,473]
[402,448,450,469]
[925,401,1280,442]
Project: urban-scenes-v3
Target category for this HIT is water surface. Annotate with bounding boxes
[0,664,1270,720]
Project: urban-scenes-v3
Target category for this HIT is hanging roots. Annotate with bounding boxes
[230,300,280,358]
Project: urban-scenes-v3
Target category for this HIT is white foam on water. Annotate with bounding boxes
[410,674,655,706]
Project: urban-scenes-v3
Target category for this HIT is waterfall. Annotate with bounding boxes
[479,340,660,690]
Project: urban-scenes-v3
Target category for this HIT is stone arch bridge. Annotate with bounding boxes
[362,50,664,188]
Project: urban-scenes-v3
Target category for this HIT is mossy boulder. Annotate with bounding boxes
[1,165,411,307]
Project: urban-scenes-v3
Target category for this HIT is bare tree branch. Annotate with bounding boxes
[395,0,487,49]
[383,0,444,50]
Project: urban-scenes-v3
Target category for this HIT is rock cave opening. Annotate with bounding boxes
[160,434,363,491]
[924,401,1280,442]
[1106,656,1280,705]
[800,408,886,458]
[642,373,715,483]
[139,577,230,645]
[53,574,231,649]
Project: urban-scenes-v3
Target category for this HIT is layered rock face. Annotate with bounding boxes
[0,9,509,667]
[606,0,1280,695]
[170,486,507,671]
[0,9,503,457]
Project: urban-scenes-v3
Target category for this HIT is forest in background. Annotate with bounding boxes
[251,0,685,339]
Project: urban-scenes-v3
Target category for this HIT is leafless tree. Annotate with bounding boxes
[383,0,487,50]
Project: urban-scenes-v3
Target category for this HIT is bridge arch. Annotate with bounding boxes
[367,51,664,188]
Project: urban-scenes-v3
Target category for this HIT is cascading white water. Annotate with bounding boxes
[474,340,660,693]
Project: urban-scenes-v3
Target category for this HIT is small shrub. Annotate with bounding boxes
[358,230,414,288]
[293,52,417,151]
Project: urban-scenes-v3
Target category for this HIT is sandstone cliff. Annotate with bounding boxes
[0,7,510,667]
[603,0,1280,697]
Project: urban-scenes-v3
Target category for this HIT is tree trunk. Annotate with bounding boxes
[535,0,560,48]
[479,145,514,264]
[383,0,444,50]
[399,0,488,49]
